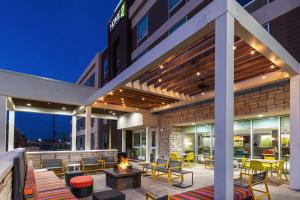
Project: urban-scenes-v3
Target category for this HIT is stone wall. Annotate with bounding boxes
[27,149,118,169]
[158,80,290,157]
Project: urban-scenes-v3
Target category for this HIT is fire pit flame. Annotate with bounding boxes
[118,157,129,170]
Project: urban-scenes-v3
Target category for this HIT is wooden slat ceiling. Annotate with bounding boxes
[98,89,179,110]
[102,32,280,110]
[136,33,280,97]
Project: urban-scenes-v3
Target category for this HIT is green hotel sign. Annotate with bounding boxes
[109,1,126,31]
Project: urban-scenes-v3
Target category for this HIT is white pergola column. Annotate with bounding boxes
[122,129,126,152]
[290,75,300,190]
[8,111,15,151]
[85,106,92,150]
[0,96,7,152]
[71,116,77,151]
[94,119,99,149]
[145,126,151,162]
[214,12,235,200]
[156,127,159,160]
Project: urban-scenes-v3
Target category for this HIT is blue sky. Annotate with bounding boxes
[0,0,119,140]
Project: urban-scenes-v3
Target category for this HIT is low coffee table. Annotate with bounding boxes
[103,168,144,191]
[93,190,125,200]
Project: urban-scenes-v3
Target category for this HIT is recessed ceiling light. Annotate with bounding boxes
[196,72,201,76]
[112,113,116,116]
[270,65,275,69]
[62,107,66,110]
[26,103,31,107]
[201,92,205,95]
[104,102,107,105]
[121,98,124,101]
[142,97,145,101]
[162,102,165,105]
[251,50,255,55]
[47,102,51,105]
[192,122,195,125]
[258,114,263,118]
[109,92,113,95]
[233,46,236,50]
[158,79,162,82]
[160,65,163,69]
[262,75,266,79]
[119,89,123,92]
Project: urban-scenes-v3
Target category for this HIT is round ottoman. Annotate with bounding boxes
[70,176,93,198]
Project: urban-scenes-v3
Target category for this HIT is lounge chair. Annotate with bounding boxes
[41,159,66,176]
[155,160,182,184]
[80,157,105,172]
[141,158,168,177]
[146,192,170,200]
[101,155,117,168]
[234,171,271,200]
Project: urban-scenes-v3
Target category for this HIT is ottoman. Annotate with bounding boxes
[65,171,84,186]
[70,175,93,198]
[93,190,125,200]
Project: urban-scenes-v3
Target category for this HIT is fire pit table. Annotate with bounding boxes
[103,168,144,190]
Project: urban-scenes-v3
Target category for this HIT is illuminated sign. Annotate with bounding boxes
[109,2,126,31]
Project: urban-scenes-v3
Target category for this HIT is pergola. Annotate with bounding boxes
[0,0,299,198]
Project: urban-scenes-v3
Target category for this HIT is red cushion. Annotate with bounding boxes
[70,176,93,189]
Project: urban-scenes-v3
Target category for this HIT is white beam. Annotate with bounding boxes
[94,119,99,150]
[87,0,225,105]
[290,75,300,190]
[0,69,96,105]
[15,106,73,116]
[214,11,234,200]
[93,102,150,114]
[0,96,7,152]
[85,106,92,150]
[71,116,77,151]
[231,0,300,75]
[8,111,15,151]
[122,129,126,152]
[145,126,151,163]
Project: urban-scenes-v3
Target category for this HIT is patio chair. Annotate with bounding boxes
[204,155,214,169]
[241,157,250,173]
[167,160,183,184]
[41,159,66,176]
[184,152,196,168]
[170,152,181,161]
[101,155,117,168]
[142,158,168,178]
[80,157,105,172]
[235,171,271,200]
[146,192,170,200]
[250,160,268,174]
[275,160,288,181]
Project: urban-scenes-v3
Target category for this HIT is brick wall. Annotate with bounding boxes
[158,80,290,157]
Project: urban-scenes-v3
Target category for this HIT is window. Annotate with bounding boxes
[103,59,109,78]
[253,117,279,159]
[183,127,195,153]
[137,14,148,46]
[168,17,187,35]
[197,125,211,155]
[234,120,251,158]
[83,73,95,87]
[236,0,255,7]
[169,0,183,12]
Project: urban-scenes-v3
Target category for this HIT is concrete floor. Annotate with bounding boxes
[79,164,300,200]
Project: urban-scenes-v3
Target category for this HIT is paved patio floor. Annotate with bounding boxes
[79,164,300,200]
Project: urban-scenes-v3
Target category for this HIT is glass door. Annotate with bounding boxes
[132,130,146,160]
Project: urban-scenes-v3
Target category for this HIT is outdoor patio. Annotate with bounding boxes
[78,163,300,200]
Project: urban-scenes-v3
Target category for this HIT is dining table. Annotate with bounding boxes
[247,158,280,177]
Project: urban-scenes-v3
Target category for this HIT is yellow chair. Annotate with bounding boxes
[184,152,196,168]
[275,160,288,181]
[204,156,214,169]
[236,171,271,200]
[170,152,181,161]
[250,160,268,174]
[241,157,250,173]
[262,156,277,175]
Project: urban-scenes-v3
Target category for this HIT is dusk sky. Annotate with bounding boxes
[0,0,119,140]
